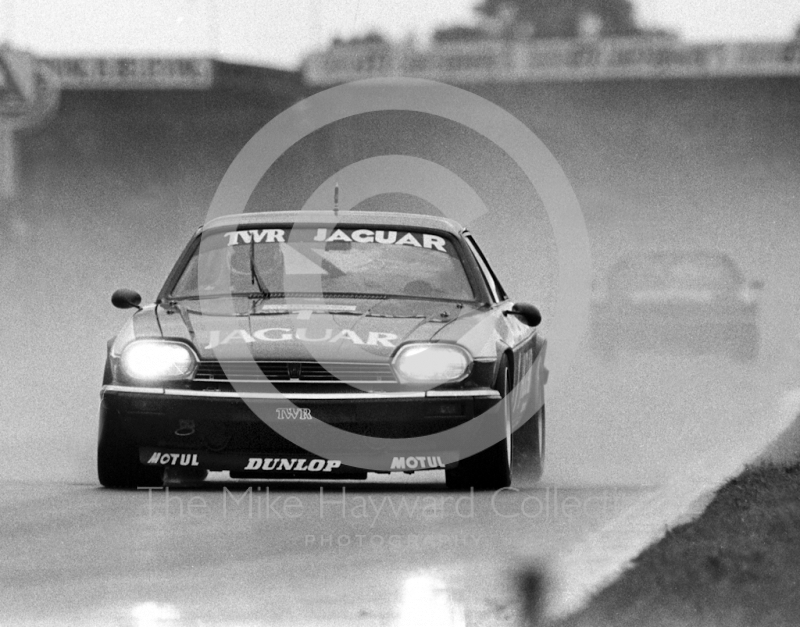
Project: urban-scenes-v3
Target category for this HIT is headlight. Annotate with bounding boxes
[391,344,472,384]
[119,340,197,382]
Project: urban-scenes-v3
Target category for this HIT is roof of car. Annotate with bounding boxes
[611,250,738,269]
[608,249,743,281]
[201,211,466,236]
[616,249,734,262]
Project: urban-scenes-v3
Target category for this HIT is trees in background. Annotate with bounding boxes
[434,0,676,43]
[433,25,491,44]
[331,32,388,47]
[475,0,640,38]
[334,1,673,48]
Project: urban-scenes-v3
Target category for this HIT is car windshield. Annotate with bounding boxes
[170,225,476,301]
[610,255,742,292]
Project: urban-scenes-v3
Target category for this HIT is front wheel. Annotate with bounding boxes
[512,405,545,483]
[97,411,162,489]
[446,360,512,490]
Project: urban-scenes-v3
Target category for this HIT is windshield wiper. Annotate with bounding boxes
[250,238,271,301]
[168,293,265,301]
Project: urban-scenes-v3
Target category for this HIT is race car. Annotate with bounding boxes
[98,211,547,490]
[591,250,763,361]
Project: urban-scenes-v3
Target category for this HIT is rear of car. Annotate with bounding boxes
[591,251,761,360]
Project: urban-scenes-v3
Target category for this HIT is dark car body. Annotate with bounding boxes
[591,250,761,360]
[99,211,547,489]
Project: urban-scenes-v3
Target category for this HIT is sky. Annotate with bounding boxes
[7,0,800,69]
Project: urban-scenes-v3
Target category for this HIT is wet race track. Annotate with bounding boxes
[0,476,653,626]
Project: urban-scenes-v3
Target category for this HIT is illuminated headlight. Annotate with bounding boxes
[119,341,197,382]
[391,344,472,384]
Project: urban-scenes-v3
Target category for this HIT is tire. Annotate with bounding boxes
[97,410,162,489]
[512,404,545,483]
[446,359,512,490]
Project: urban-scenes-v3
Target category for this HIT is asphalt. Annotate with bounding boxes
[0,475,653,626]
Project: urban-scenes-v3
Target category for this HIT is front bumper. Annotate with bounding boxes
[100,385,500,473]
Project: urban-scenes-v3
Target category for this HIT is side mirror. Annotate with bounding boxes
[111,288,143,310]
[749,279,765,290]
[503,302,542,327]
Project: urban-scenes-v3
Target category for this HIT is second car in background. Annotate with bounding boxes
[591,250,763,361]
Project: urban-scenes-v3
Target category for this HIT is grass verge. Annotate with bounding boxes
[551,464,800,627]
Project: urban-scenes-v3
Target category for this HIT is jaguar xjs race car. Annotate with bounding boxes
[98,211,547,489]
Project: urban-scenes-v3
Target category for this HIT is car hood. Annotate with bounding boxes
[154,297,492,362]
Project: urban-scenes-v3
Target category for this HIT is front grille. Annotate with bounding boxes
[194,361,397,383]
